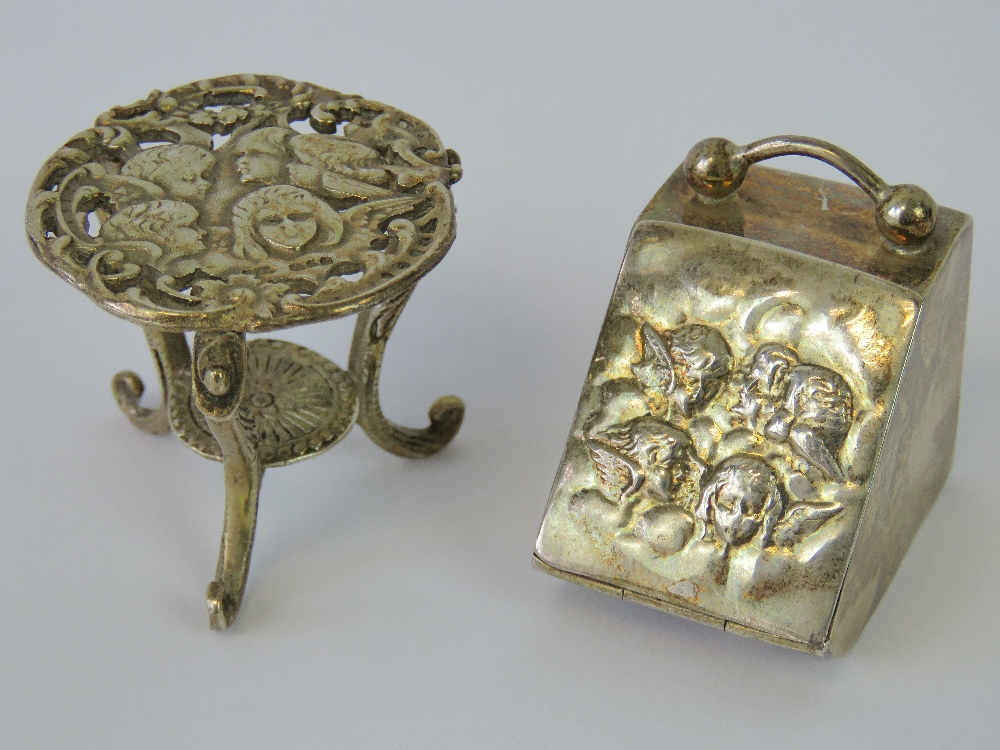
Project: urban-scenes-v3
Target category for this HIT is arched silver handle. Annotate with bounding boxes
[683,136,936,247]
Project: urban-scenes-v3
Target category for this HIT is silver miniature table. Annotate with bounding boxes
[26,74,464,629]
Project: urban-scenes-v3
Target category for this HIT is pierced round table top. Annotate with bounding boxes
[26,74,461,333]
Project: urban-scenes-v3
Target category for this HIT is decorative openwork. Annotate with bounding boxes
[26,75,465,629]
[27,74,461,332]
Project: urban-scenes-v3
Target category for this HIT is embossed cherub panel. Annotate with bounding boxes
[536,221,919,646]
[26,74,463,332]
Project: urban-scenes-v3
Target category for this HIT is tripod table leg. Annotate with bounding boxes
[349,288,464,458]
[192,331,263,630]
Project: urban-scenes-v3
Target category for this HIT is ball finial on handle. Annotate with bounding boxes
[876,183,937,246]
[683,137,748,200]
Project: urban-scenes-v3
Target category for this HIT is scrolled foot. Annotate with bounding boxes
[425,395,466,449]
[370,396,465,458]
[111,370,170,435]
[206,581,239,630]
[359,395,465,458]
[362,394,465,458]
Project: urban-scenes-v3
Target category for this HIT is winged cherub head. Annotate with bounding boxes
[694,454,785,548]
[632,323,733,417]
[764,364,854,482]
[232,185,344,261]
[233,127,292,185]
[733,343,799,423]
[586,416,706,518]
[100,200,206,264]
[121,144,216,202]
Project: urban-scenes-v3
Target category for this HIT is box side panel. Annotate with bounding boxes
[828,222,972,655]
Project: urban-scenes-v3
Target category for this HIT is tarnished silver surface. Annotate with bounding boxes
[25,75,464,629]
[26,74,460,332]
[535,139,972,654]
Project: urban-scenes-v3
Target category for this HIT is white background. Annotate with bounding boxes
[1,1,997,747]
